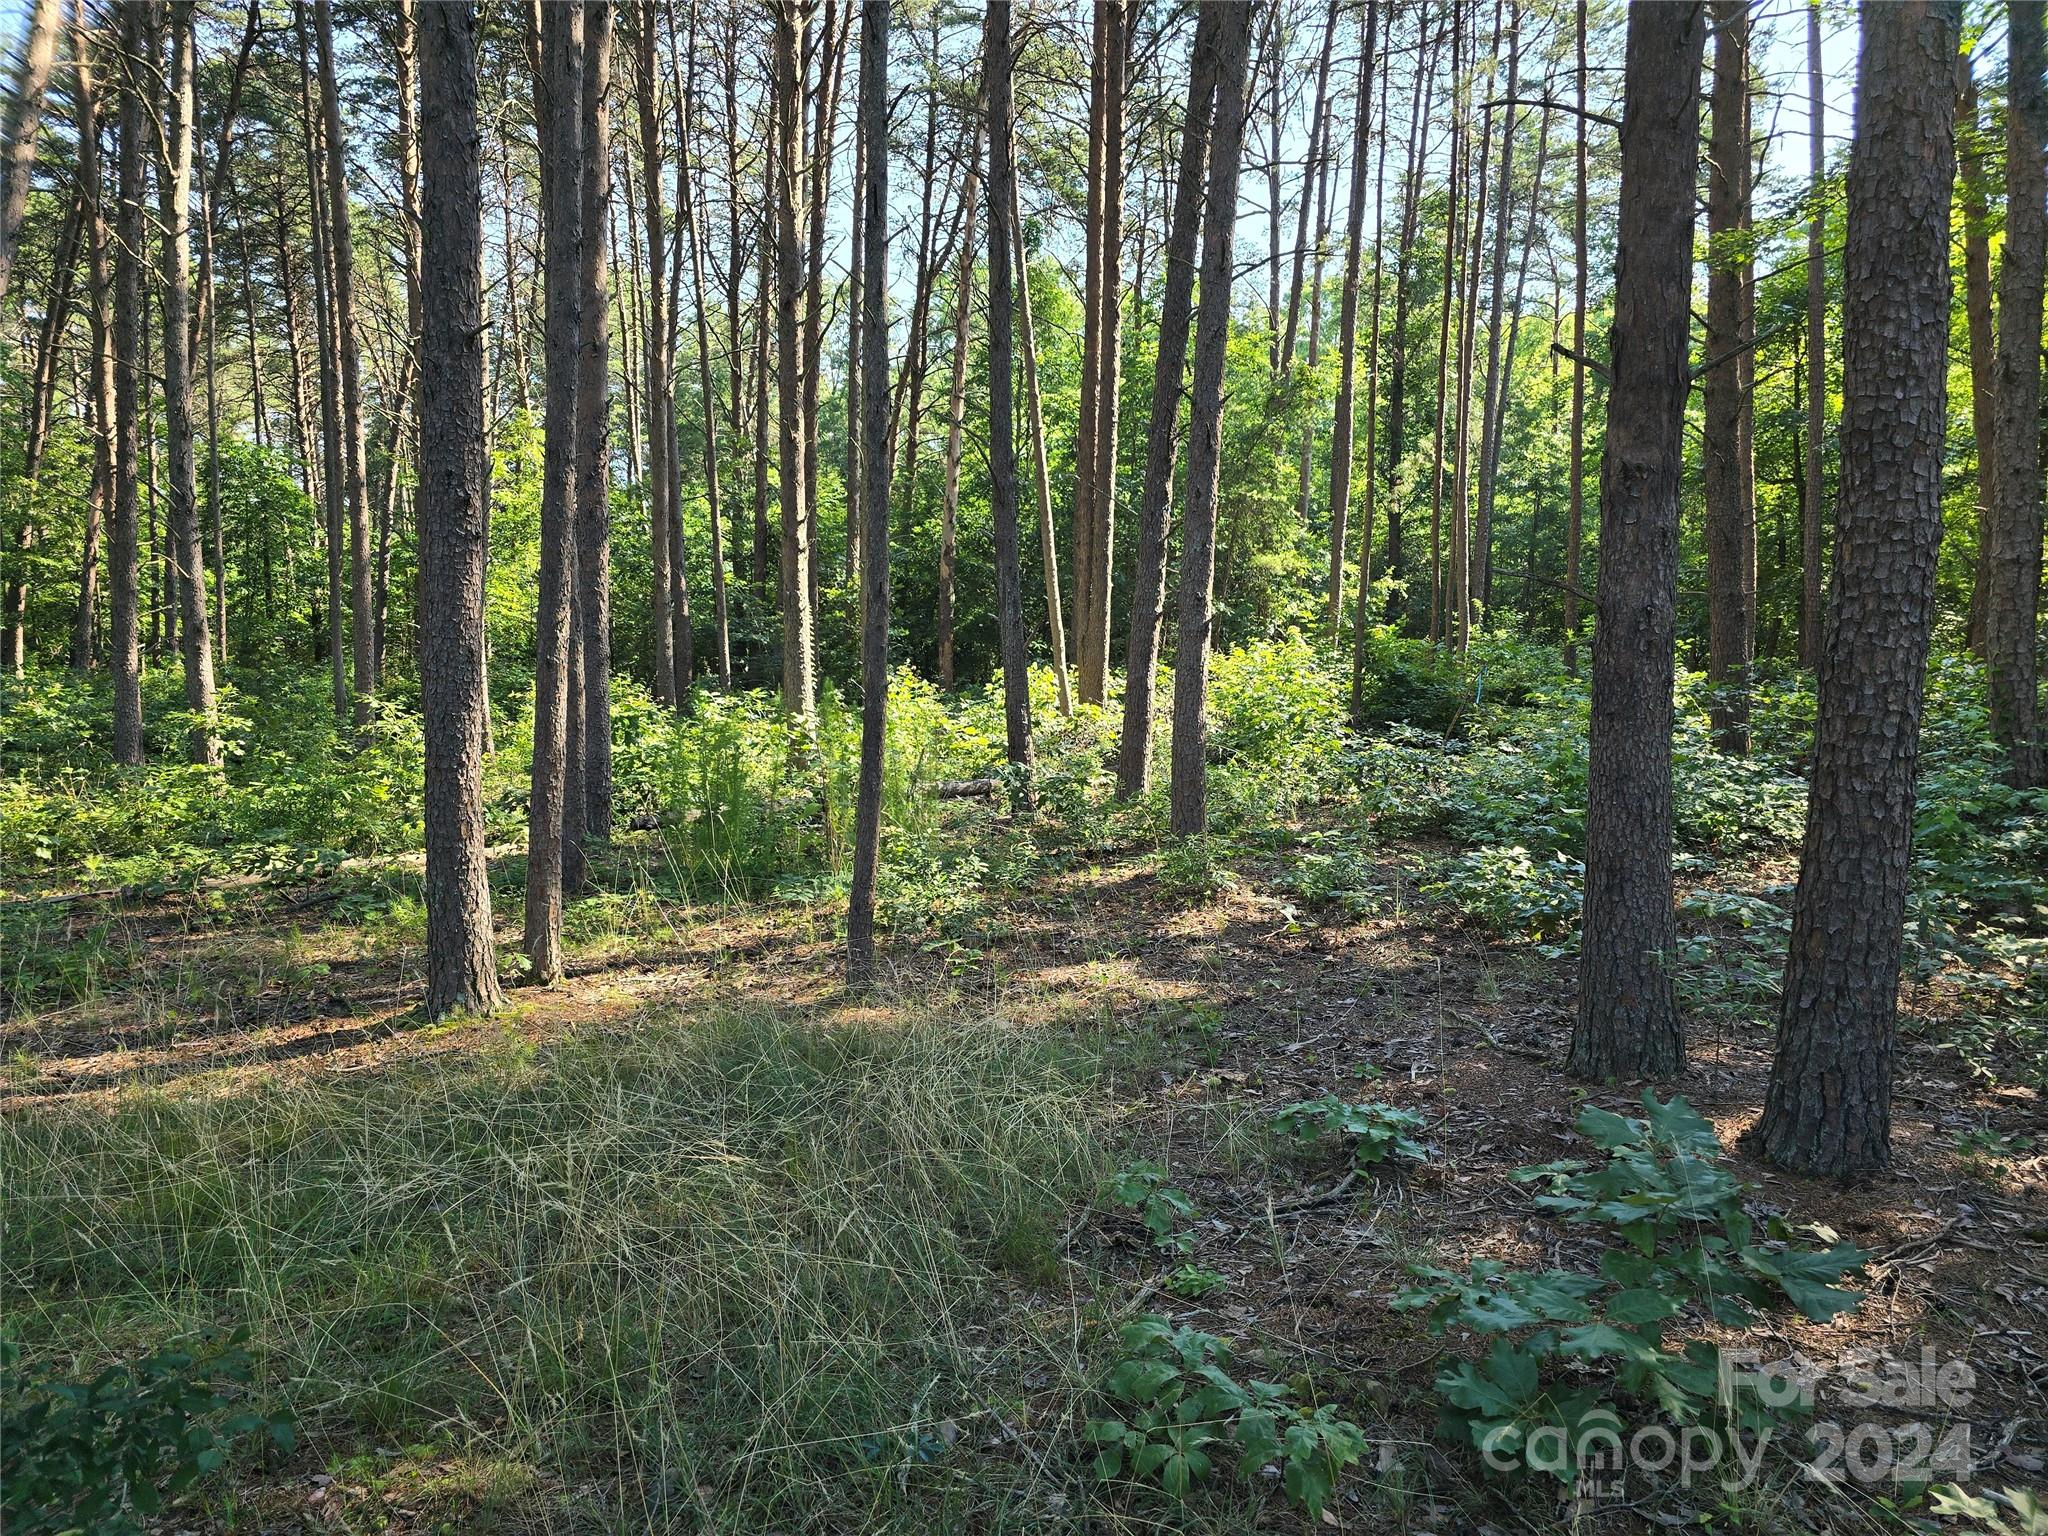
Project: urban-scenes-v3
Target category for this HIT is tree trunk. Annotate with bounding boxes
[1473,2,1518,626]
[1983,0,2045,787]
[985,0,1036,812]
[1350,20,1392,726]
[523,0,584,986]
[681,9,732,690]
[1282,2,1340,376]
[1117,0,1221,798]
[72,17,116,672]
[574,0,614,853]
[315,0,376,728]
[1449,0,1496,653]
[772,0,816,720]
[158,1,220,767]
[1800,0,1825,668]
[417,0,505,1020]
[109,2,145,762]
[1080,1,1128,707]
[1012,175,1072,719]
[847,0,892,983]
[2,194,75,675]
[1425,8,1463,644]
[0,0,59,305]
[1327,2,1378,641]
[1384,16,1438,625]
[632,7,673,704]
[1566,0,1704,1083]
[1703,0,1756,753]
[1166,0,1255,840]
[1960,55,1997,653]
[1759,0,1959,1178]
[1564,0,1587,672]
[937,135,981,690]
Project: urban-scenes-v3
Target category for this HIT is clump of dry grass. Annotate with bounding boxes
[2,1000,1116,1530]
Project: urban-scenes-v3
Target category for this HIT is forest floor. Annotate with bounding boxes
[4,811,2046,1535]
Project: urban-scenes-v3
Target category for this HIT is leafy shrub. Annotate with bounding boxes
[1423,844,1584,946]
[1,1332,293,1535]
[1107,1160,1197,1253]
[1269,1096,1429,1168]
[1085,1315,1366,1519]
[1394,1094,1865,1482]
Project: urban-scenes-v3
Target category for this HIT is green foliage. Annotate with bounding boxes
[1423,845,1585,947]
[1269,1096,1430,1168]
[0,1332,293,1535]
[1106,1160,1198,1253]
[1085,1315,1366,1520]
[1395,1094,1865,1482]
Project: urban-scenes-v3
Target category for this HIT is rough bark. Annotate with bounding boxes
[315,0,376,728]
[1473,2,1518,624]
[1080,1,1128,707]
[1800,0,1825,668]
[1327,2,1378,640]
[847,0,892,983]
[1703,0,1756,753]
[1960,56,1997,652]
[417,0,504,1020]
[772,0,817,721]
[937,135,980,690]
[1984,0,2045,786]
[574,1,614,849]
[1566,0,1704,1083]
[985,0,1035,811]
[634,4,675,705]
[72,18,116,671]
[1759,0,1959,1178]
[109,2,144,762]
[1166,0,1255,840]
[523,0,583,986]
[0,0,59,304]
[1564,0,1587,672]
[1117,0,1221,798]
[681,10,732,690]
[158,1,220,767]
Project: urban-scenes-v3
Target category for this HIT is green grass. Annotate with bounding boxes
[1,1003,1119,1530]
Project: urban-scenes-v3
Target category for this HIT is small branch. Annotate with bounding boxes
[1549,340,1611,386]
[1483,94,1622,132]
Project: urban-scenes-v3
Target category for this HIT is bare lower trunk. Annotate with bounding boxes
[574,1,614,849]
[1760,0,1958,1177]
[523,0,584,986]
[1327,4,1379,643]
[937,137,980,690]
[1166,0,1254,840]
[772,0,816,720]
[417,0,504,1020]
[109,4,145,762]
[1012,178,1071,719]
[1703,0,1755,753]
[1983,0,2045,787]
[1567,0,1704,1083]
[1117,1,1222,797]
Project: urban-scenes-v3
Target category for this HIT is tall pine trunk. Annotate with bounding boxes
[772,0,817,720]
[1166,0,1255,840]
[1759,0,1959,1177]
[417,0,504,1020]
[1566,0,1704,1082]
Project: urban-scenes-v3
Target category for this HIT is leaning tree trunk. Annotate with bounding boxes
[1758,0,1959,1178]
[523,0,583,986]
[158,1,220,768]
[1116,0,1221,798]
[937,136,981,691]
[985,0,1036,812]
[1012,174,1072,719]
[0,0,59,305]
[1983,0,2045,788]
[1566,0,1704,1083]
[846,0,893,983]
[1703,0,1756,754]
[1165,0,1255,840]
[417,0,505,1020]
